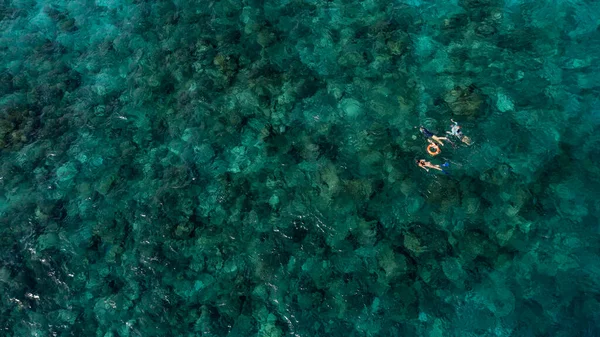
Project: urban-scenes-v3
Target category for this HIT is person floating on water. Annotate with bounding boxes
[419,126,451,146]
[416,159,450,173]
[446,119,472,145]
[416,159,450,174]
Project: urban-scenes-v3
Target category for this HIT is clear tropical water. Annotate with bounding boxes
[1,0,600,336]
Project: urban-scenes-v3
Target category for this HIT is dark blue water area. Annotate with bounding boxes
[1,0,600,336]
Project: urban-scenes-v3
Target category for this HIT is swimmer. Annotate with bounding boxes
[416,159,449,172]
[446,119,472,145]
[419,126,451,146]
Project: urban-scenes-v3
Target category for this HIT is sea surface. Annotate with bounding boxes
[1,0,600,336]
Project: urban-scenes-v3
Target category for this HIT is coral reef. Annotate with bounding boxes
[0,0,599,336]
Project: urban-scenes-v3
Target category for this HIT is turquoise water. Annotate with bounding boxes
[1,0,600,335]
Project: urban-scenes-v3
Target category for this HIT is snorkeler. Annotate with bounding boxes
[446,119,472,145]
[419,126,451,146]
[416,159,449,173]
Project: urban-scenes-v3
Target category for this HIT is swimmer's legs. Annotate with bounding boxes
[432,136,450,146]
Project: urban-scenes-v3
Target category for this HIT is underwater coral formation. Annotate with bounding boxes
[1,0,600,336]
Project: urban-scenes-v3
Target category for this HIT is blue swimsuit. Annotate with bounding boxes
[421,127,434,138]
